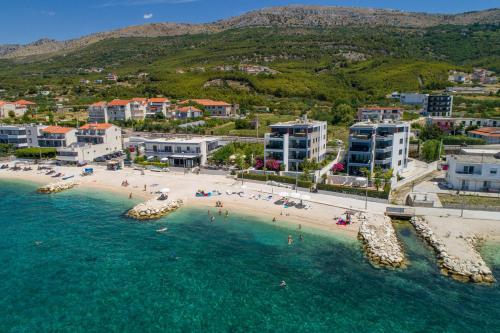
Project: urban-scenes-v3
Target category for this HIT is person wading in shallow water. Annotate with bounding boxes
[288,235,293,245]
[129,192,133,199]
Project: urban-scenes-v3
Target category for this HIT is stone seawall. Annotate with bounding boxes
[127,199,183,220]
[410,217,495,284]
[358,214,405,268]
[38,181,78,194]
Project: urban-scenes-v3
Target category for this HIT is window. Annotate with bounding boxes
[400,138,403,144]
[491,169,498,175]
[186,146,190,151]
[399,149,403,155]
[398,160,402,166]
[165,146,172,153]
[153,145,158,152]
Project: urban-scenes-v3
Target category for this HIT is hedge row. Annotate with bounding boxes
[238,172,312,189]
[14,147,56,159]
[442,136,485,145]
[316,183,389,199]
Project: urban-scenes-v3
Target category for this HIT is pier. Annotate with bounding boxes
[127,199,183,220]
[357,213,405,268]
[38,180,78,194]
[410,217,495,283]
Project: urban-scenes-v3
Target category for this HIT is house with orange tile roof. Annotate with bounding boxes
[0,100,36,118]
[146,97,171,118]
[468,127,500,144]
[38,126,77,148]
[180,99,236,117]
[56,123,122,164]
[130,98,148,120]
[174,106,203,119]
[107,99,132,122]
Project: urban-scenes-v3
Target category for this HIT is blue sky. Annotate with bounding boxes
[1,0,498,44]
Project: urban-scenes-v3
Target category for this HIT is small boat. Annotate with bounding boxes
[156,227,168,233]
[62,175,74,180]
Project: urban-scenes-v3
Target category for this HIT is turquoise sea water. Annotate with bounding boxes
[1,180,500,332]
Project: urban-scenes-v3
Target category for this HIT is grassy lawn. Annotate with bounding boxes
[438,194,500,208]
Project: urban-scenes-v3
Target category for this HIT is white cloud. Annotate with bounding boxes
[143,13,154,19]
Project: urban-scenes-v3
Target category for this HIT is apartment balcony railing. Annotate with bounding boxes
[265,144,284,150]
[375,157,392,165]
[455,170,482,175]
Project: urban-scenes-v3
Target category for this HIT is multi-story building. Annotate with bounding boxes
[357,107,403,122]
[0,100,37,118]
[174,106,203,119]
[468,127,500,144]
[146,98,170,118]
[129,98,148,120]
[56,123,122,164]
[0,124,46,148]
[427,117,499,133]
[182,99,236,117]
[107,99,131,122]
[399,93,429,105]
[445,147,500,192]
[424,95,453,117]
[347,122,410,176]
[264,117,327,172]
[37,126,77,148]
[144,137,219,167]
[88,102,109,123]
[0,101,16,118]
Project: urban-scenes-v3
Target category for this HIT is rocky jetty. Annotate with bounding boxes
[410,217,495,284]
[38,181,78,194]
[358,214,405,268]
[127,199,183,220]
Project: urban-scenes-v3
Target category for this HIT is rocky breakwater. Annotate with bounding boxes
[127,199,183,220]
[38,180,78,194]
[410,217,495,284]
[357,214,405,268]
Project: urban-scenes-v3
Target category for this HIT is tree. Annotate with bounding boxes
[420,124,443,141]
[360,167,372,182]
[8,111,15,118]
[421,139,441,162]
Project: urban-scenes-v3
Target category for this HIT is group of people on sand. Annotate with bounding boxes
[215,200,223,208]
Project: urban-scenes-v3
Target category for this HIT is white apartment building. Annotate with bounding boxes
[181,99,235,117]
[357,107,403,122]
[129,98,148,120]
[107,100,132,122]
[88,102,109,123]
[146,98,170,118]
[37,126,77,148]
[144,137,219,167]
[347,121,410,176]
[56,123,122,164]
[0,124,46,148]
[445,148,500,192]
[264,117,327,172]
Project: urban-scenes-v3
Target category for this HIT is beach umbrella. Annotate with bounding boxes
[301,194,311,201]
[160,158,169,162]
[290,192,301,199]
[279,191,289,197]
[160,188,170,193]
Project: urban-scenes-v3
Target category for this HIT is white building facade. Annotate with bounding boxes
[144,137,219,167]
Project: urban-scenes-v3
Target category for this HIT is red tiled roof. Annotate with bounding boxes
[181,99,230,107]
[130,97,147,102]
[469,127,500,137]
[177,106,202,113]
[15,99,36,106]
[79,123,113,130]
[108,99,129,106]
[42,126,74,134]
[148,98,169,103]
[90,101,107,107]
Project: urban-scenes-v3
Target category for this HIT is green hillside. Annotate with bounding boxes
[0,24,498,112]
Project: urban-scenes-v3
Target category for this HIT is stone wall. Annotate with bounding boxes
[127,199,183,220]
[38,181,78,194]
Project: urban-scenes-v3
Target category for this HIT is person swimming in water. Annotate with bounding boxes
[211,216,215,223]
[288,235,293,245]
[280,280,287,288]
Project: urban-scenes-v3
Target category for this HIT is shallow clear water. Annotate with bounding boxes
[1,180,499,332]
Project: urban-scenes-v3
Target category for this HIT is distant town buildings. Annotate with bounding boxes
[424,95,453,117]
[144,137,219,167]
[427,117,499,133]
[264,116,327,172]
[357,107,403,122]
[180,99,237,118]
[0,100,37,118]
[347,121,410,176]
[238,64,279,75]
[106,73,118,81]
[445,146,500,192]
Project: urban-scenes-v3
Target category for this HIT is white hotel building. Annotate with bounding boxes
[144,137,219,167]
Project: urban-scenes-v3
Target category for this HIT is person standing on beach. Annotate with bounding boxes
[143,184,147,191]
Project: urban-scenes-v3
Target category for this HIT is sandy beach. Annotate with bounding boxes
[0,165,361,238]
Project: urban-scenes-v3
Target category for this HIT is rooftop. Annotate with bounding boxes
[108,99,130,107]
[448,154,500,165]
[148,98,170,103]
[269,118,327,127]
[469,127,500,138]
[79,123,114,130]
[42,126,74,134]
[145,137,219,144]
[350,121,409,128]
[181,99,230,107]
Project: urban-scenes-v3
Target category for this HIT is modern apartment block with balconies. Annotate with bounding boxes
[424,95,453,117]
[347,122,410,176]
[264,117,327,172]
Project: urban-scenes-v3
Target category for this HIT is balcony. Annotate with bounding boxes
[455,170,482,176]
[265,143,284,150]
[350,135,372,143]
[376,135,393,142]
[375,146,392,153]
[375,157,392,165]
